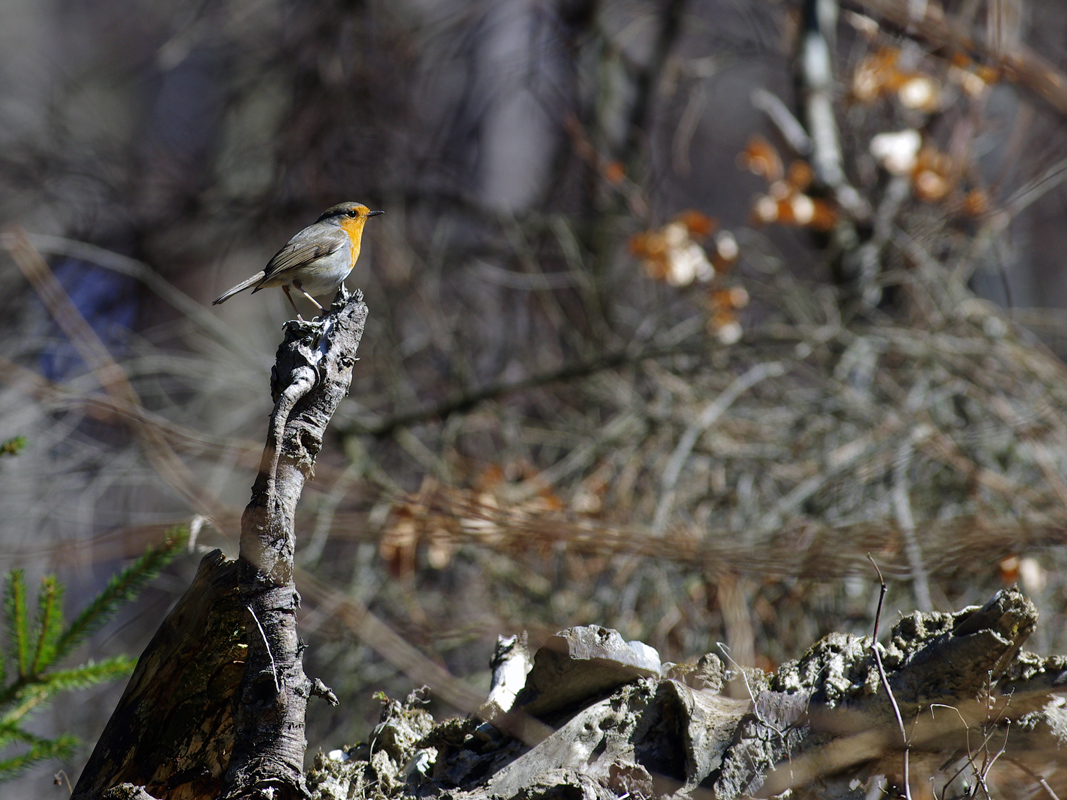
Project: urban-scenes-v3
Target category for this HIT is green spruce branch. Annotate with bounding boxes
[51,527,186,665]
[0,526,188,782]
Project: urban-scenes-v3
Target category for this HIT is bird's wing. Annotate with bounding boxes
[262,226,348,280]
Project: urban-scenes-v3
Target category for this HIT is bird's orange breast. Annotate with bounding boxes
[338,217,368,266]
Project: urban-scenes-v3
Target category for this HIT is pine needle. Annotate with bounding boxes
[51,527,187,664]
[2,572,29,679]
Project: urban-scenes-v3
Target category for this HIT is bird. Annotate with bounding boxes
[213,202,384,319]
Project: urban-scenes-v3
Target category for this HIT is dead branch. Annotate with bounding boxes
[71,294,369,800]
[224,295,369,800]
[847,0,1067,120]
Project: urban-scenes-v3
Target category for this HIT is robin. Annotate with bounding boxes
[213,201,384,319]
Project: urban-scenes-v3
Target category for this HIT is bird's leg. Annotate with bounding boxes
[282,285,305,321]
[292,281,325,311]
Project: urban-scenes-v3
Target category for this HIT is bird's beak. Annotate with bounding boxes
[367,210,385,217]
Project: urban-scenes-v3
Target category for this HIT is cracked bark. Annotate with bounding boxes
[222,296,368,800]
[72,293,368,800]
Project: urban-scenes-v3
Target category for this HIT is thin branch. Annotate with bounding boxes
[868,554,912,800]
[246,604,279,693]
[2,228,221,522]
[25,232,236,342]
[344,339,712,439]
[1009,758,1063,800]
[653,361,785,533]
[893,438,933,612]
[847,0,1067,119]
[799,0,870,220]
[752,88,813,156]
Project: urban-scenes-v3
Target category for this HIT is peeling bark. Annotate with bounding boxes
[73,293,368,800]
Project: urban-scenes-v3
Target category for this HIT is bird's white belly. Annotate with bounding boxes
[292,248,354,296]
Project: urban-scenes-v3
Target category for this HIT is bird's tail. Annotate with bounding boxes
[212,271,267,305]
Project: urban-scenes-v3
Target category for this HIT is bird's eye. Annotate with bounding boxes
[347,209,357,217]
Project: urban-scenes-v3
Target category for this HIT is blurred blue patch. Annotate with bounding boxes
[38,259,139,381]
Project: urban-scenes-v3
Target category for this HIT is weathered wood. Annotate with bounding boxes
[223,295,368,800]
[74,293,368,800]
[72,550,242,800]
